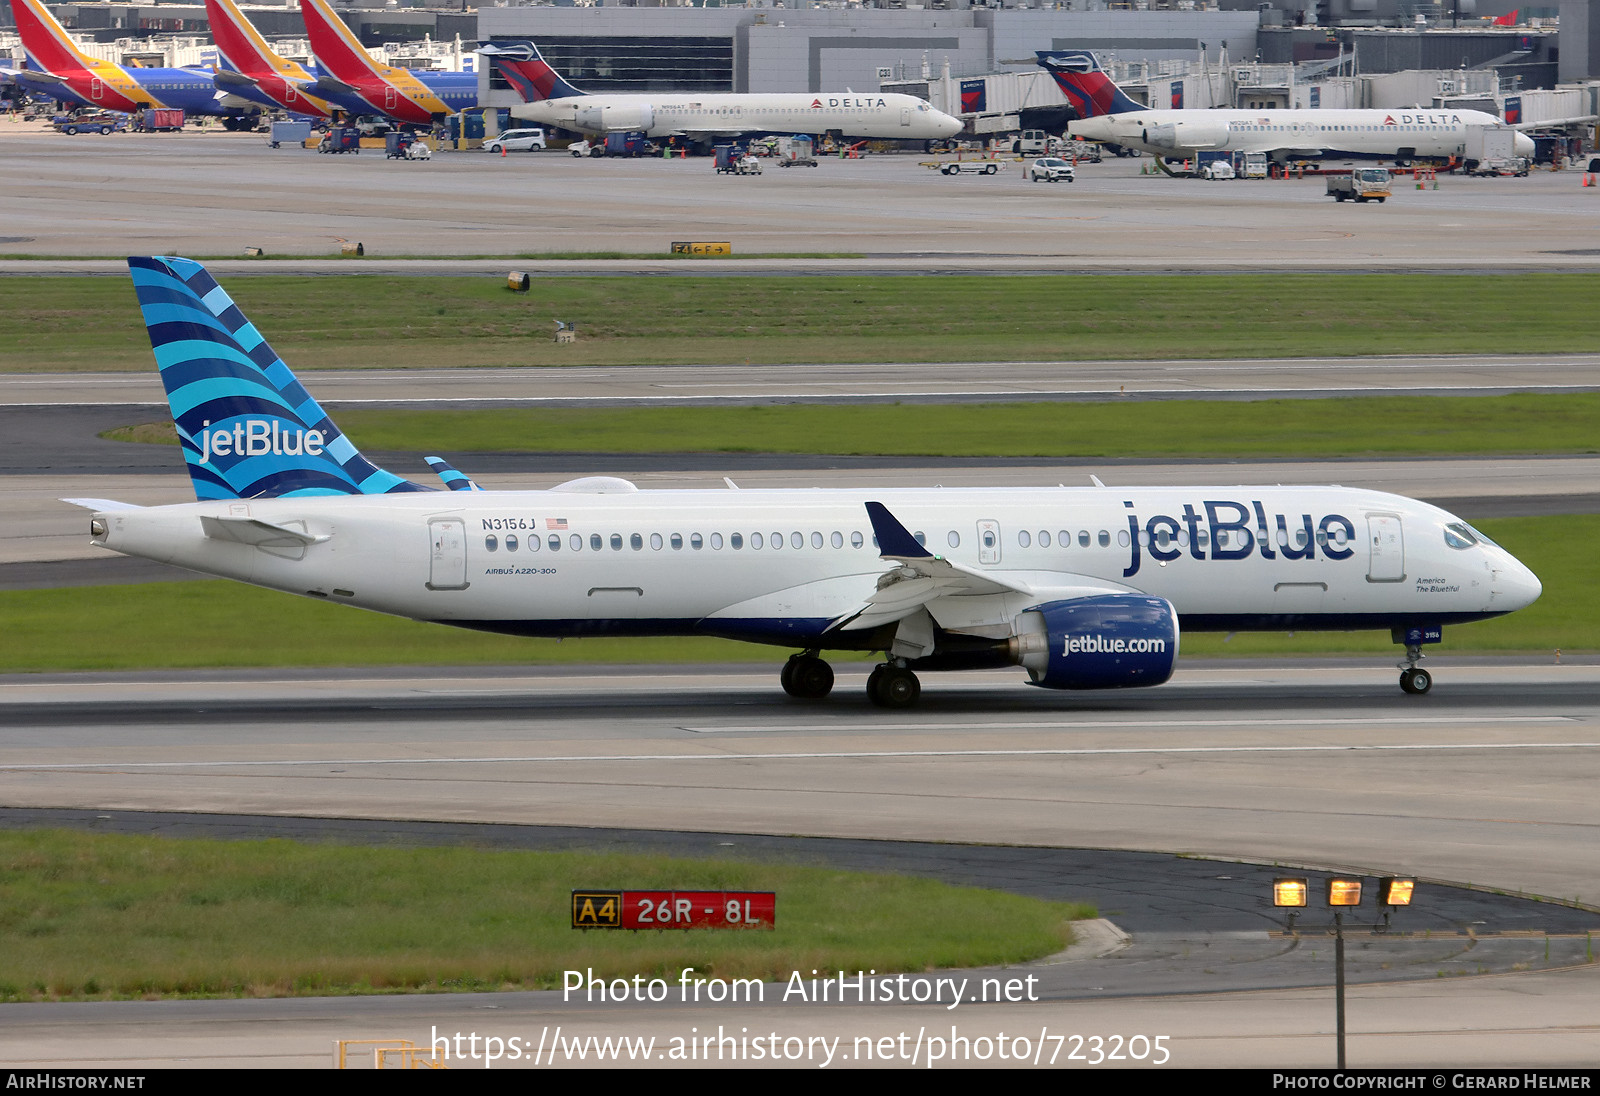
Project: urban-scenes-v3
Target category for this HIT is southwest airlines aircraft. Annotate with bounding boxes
[1040,50,1535,164]
[481,40,964,145]
[72,258,1540,708]
[205,0,367,122]
[8,0,247,122]
[298,0,477,125]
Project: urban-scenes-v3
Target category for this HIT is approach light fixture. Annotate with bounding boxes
[1273,878,1309,908]
[1378,878,1415,907]
[1327,878,1363,907]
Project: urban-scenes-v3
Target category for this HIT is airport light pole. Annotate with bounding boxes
[1273,875,1415,1069]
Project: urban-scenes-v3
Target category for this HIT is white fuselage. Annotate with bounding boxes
[512,92,964,141]
[90,483,1539,651]
[1071,107,1535,161]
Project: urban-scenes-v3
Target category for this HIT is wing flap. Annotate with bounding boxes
[199,514,329,547]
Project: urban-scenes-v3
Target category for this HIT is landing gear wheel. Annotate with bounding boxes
[1399,668,1432,695]
[781,654,834,700]
[867,665,920,709]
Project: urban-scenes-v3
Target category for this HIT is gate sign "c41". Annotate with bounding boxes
[572,890,776,930]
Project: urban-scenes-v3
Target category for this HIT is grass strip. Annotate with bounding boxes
[0,830,1088,1001]
[103,393,1600,460]
[3,517,1589,672]
[2,271,1590,372]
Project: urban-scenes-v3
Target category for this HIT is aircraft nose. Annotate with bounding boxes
[939,112,963,137]
[1498,552,1542,610]
[1514,132,1535,157]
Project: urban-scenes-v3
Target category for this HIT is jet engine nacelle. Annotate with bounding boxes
[574,103,654,133]
[1141,119,1231,151]
[1009,594,1179,690]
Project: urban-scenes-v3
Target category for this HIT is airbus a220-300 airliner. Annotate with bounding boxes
[69,258,1541,708]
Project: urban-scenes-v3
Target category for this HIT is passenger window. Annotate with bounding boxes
[485,535,498,552]
[751,532,764,549]
[610,534,623,551]
[650,533,663,550]
[590,533,602,551]
[526,535,539,552]
[1079,531,1090,548]
[571,534,582,551]
[811,531,823,549]
[851,531,864,548]
[831,531,844,549]
[731,533,743,550]
[1038,531,1050,547]
[548,534,561,552]
[1019,530,1031,548]
[691,533,703,550]
[914,532,926,546]
[505,534,518,552]
[1115,530,1127,548]
[710,533,723,549]
[671,533,683,550]
[947,530,960,548]
[631,533,643,550]
[770,531,782,549]
[791,532,803,549]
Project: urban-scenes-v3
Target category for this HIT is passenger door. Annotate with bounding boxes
[427,517,468,590]
[1365,513,1405,583]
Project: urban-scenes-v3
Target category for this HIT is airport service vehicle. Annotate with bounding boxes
[317,127,361,154]
[53,110,127,135]
[269,120,313,149]
[1469,157,1530,177]
[8,0,252,126]
[481,39,963,148]
[1013,129,1061,155]
[1027,157,1076,182]
[134,108,184,132]
[1327,168,1392,203]
[1040,49,1535,167]
[71,257,1542,708]
[485,128,547,153]
[714,146,762,174]
[938,160,1001,176]
[568,139,601,158]
[1200,159,1236,181]
[299,0,477,125]
[776,135,818,167]
[385,132,431,160]
[1240,151,1270,178]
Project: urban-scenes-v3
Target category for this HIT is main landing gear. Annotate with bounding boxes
[866,662,920,709]
[780,652,834,699]
[778,653,923,708]
[1398,640,1432,695]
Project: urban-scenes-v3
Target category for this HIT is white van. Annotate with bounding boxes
[485,128,547,153]
[1012,129,1061,156]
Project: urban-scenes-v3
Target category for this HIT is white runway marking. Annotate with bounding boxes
[3,735,1592,771]
[683,715,1577,733]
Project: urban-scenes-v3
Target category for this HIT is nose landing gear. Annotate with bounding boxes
[1398,640,1432,695]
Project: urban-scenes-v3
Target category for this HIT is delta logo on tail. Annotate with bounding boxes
[479,40,585,103]
[1035,50,1147,118]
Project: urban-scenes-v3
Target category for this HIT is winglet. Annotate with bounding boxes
[865,501,933,560]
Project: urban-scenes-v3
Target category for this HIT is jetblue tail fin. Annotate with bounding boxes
[127,256,433,500]
[1036,50,1146,118]
[478,40,585,102]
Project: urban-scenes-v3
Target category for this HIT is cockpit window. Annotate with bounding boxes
[1443,523,1477,550]
[1464,522,1500,548]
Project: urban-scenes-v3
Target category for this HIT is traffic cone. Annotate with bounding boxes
[500,144,506,158]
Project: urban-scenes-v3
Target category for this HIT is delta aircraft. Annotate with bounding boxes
[204,0,367,122]
[480,40,964,147]
[1040,49,1535,166]
[6,0,251,125]
[71,257,1541,708]
[297,0,477,125]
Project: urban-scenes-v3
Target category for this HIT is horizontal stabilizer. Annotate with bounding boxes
[200,514,330,547]
[60,497,144,512]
